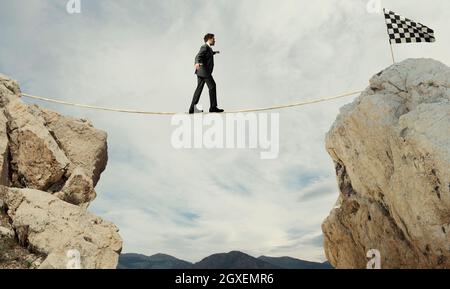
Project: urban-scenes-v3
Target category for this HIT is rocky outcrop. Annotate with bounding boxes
[322,59,450,269]
[0,74,122,269]
[38,108,108,187]
[3,187,121,269]
[6,102,71,191]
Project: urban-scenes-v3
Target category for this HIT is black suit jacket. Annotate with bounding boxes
[194,44,217,78]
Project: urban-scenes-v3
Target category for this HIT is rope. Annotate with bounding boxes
[21,90,363,116]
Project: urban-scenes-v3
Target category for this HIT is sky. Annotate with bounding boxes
[0,0,449,263]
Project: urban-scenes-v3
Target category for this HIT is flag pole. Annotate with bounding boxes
[389,42,395,64]
[383,8,396,64]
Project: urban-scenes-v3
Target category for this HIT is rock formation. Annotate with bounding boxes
[0,74,122,269]
[322,59,450,269]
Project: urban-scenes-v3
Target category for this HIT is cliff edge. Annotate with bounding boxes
[323,59,450,269]
[0,74,122,269]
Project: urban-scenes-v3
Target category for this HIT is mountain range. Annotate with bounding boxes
[118,251,333,269]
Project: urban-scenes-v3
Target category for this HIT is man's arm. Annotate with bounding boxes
[195,45,208,65]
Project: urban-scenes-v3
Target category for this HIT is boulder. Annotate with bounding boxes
[38,108,108,187]
[4,187,122,269]
[55,166,96,206]
[5,102,70,191]
[322,59,450,269]
[0,74,21,107]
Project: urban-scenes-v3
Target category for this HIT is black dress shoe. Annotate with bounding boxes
[209,107,225,113]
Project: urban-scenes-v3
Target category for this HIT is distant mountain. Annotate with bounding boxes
[118,253,193,269]
[258,256,333,269]
[193,251,280,269]
[118,251,333,269]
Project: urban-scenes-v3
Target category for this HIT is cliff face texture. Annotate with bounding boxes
[0,74,122,269]
[323,59,450,269]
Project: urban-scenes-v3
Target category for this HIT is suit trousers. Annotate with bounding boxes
[191,75,218,109]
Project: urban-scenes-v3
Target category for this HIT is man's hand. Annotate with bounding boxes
[214,51,220,55]
[195,63,202,70]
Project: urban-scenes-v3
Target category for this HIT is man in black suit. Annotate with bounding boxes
[189,33,225,114]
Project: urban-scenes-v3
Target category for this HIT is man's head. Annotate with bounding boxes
[204,33,216,46]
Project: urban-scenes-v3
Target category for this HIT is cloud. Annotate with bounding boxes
[0,0,449,263]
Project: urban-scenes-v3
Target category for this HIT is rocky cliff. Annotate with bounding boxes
[0,74,122,269]
[322,59,450,269]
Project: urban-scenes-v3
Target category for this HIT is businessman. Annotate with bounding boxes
[189,33,224,114]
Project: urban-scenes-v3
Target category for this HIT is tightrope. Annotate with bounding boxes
[21,90,363,115]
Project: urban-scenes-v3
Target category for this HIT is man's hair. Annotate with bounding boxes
[204,33,215,43]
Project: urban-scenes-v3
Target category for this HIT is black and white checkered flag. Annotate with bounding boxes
[383,9,435,44]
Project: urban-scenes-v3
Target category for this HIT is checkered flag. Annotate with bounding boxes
[384,9,435,44]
